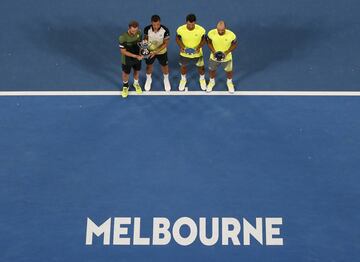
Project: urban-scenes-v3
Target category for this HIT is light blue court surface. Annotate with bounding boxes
[1,96,359,261]
[1,0,360,261]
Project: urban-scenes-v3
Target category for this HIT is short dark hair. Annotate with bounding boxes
[151,15,161,22]
[186,14,196,23]
[128,20,139,28]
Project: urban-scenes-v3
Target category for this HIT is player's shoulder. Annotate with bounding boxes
[208,28,217,36]
[144,25,152,34]
[119,31,128,37]
[226,29,236,39]
[160,25,170,37]
[177,24,187,33]
[196,24,206,33]
[119,31,128,41]
[136,30,142,38]
[161,25,170,33]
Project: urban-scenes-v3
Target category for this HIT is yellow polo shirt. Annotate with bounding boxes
[177,24,206,58]
[207,29,237,62]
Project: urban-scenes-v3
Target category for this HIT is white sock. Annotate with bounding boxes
[227,78,232,83]
[210,78,215,82]
[199,74,205,80]
[146,74,152,79]
[134,79,139,84]
[164,74,169,79]
[181,74,186,80]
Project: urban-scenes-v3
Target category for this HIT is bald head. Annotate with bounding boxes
[217,21,226,35]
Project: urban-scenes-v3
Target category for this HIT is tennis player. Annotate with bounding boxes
[176,14,207,91]
[206,21,237,93]
[119,20,143,98]
[143,15,171,92]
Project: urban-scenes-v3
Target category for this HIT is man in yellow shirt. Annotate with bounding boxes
[176,14,207,91]
[206,21,237,93]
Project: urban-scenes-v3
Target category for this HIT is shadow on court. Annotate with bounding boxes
[233,17,327,81]
[26,19,124,87]
[24,17,328,89]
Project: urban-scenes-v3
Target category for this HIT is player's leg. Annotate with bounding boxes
[196,56,206,91]
[178,56,188,91]
[224,60,235,93]
[133,62,143,94]
[121,64,131,98]
[207,59,218,92]
[158,53,171,92]
[144,57,155,91]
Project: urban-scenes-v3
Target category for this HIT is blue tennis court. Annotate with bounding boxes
[1,1,359,261]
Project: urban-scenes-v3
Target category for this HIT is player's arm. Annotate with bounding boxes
[206,36,216,54]
[149,38,169,59]
[176,34,185,52]
[154,38,169,53]
[119,37,143,60]
[224,39,238,56]
[120,48,143,60]
[195,35,206,53]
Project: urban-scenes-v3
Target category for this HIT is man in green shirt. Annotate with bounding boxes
[119,20,143,98]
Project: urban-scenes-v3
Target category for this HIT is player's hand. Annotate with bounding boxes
[180,47,185,53]
[149,51,156,59]
[136,55,143,60]
[195,47,201,53]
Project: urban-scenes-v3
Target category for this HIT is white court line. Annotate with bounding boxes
[0,91,360,96]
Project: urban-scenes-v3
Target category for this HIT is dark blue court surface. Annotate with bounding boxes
[1,0,360,91]
[1,1,360,262]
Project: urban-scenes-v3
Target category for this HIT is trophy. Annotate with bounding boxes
[184,47,196,55]
[214,51,226,61]
[138,40,151,58]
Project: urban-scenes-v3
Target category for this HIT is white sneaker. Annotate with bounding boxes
[164,78,171,92]
[206,81,215,92]
[199,78,207,91]
[227,80,235,93]
[178,79,187,91]
[144,77,152,92]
